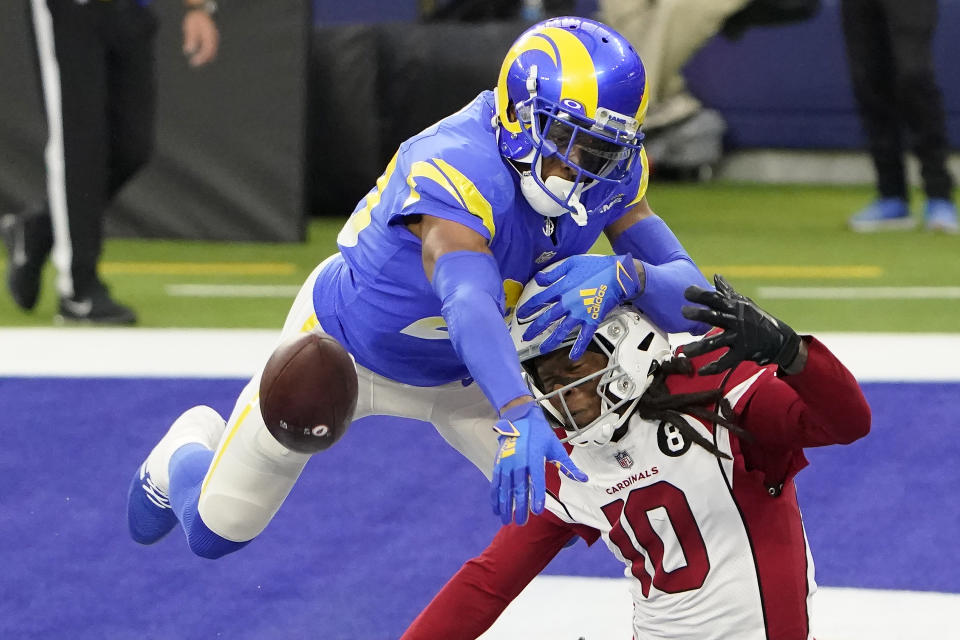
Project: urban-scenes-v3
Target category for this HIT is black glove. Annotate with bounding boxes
[680,274,802,376]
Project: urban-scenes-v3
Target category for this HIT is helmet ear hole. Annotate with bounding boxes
[637,332,654,351]
[592,332,614,354]
[506,101,518,123]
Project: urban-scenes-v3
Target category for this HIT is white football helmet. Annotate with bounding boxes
[510,262,672,446]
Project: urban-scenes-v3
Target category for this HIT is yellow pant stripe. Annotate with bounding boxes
[201,393,258,495]
[300,314,319,333]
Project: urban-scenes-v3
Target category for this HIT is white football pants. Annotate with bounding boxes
[196,256,500,542]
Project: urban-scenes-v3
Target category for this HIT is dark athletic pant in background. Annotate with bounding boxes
[28,0,157,299]
[841,0,953,201]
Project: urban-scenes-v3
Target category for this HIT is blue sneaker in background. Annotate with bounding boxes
[848,198,915,232]
[924,198,959,234]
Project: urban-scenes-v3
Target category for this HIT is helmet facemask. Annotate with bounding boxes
[518,309,671,447]
[509,69,643,225]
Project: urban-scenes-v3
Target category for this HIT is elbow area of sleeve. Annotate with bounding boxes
[611,214,688,265]
[786,337,872,443]
[612,216,710,333]
[431,251,504,310]
[431,251,528,411]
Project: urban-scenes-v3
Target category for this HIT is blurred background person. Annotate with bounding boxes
[0,0,219,325]
[842,0,958,233]
[598,0,750,131]
[597,0,822,180]
[596,0,751,178]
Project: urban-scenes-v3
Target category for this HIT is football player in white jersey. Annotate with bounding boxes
[401,270,871,640]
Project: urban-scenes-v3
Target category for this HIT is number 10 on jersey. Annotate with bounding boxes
[601,481,710,597]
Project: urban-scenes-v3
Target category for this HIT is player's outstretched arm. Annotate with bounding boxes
[414,215,587,524]
[490,401,585,525]
[682,274,870,449]
[517,199,710,361]
[400,514,575,640]
[605,198,712,334]
[736,336,871,450]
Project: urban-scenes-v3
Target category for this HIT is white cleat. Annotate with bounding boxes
[141,405,227,496]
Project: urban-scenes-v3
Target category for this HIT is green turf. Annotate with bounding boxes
[2,183,958,331]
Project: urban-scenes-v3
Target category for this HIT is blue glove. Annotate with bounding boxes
[491,403,588,525]
[517,254,642,360]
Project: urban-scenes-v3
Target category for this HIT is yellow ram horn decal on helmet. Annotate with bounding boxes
[496,26,599,132]
[496,33,557,134]
[537,27,599,118]
[635,75,650,125]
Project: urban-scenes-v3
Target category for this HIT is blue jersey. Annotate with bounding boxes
[313,91,649,387]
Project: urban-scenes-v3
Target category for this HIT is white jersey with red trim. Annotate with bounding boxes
[544,362,816,640]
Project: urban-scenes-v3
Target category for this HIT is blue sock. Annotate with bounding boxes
[169,444,249,559]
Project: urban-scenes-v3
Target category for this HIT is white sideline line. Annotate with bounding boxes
[479,576,960,640]
[0,329,959,380]
[758,286,960,299]
[0,328,281,378]
[165,284,302,298]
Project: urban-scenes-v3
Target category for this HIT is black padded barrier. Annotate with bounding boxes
[307,20,526,218]
[0,0,308,242]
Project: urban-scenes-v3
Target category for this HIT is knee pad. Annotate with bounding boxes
[198,422,310,542]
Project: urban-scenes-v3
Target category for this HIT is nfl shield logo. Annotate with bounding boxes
[615,450,634,469]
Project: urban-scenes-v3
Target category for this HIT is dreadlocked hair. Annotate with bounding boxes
[634,357,752,460]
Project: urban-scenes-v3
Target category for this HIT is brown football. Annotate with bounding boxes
[258,332,358,454]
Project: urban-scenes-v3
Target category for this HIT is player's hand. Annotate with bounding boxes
[681,274,802,375]
[182,9,219,68]
[491,403,588,525]
[516,254,642,360]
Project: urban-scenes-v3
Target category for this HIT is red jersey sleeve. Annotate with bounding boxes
[738,336,871,450]
[400,513,577,640]
[674,334,870,489]
[732,336,870,489]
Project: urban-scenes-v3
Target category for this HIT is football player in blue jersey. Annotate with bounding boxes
[126,16,712,559]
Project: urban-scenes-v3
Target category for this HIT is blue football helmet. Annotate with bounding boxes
[495,17,647,222]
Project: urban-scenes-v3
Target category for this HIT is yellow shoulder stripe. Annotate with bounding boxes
[404,158,496,240]
[432,159,495,240]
